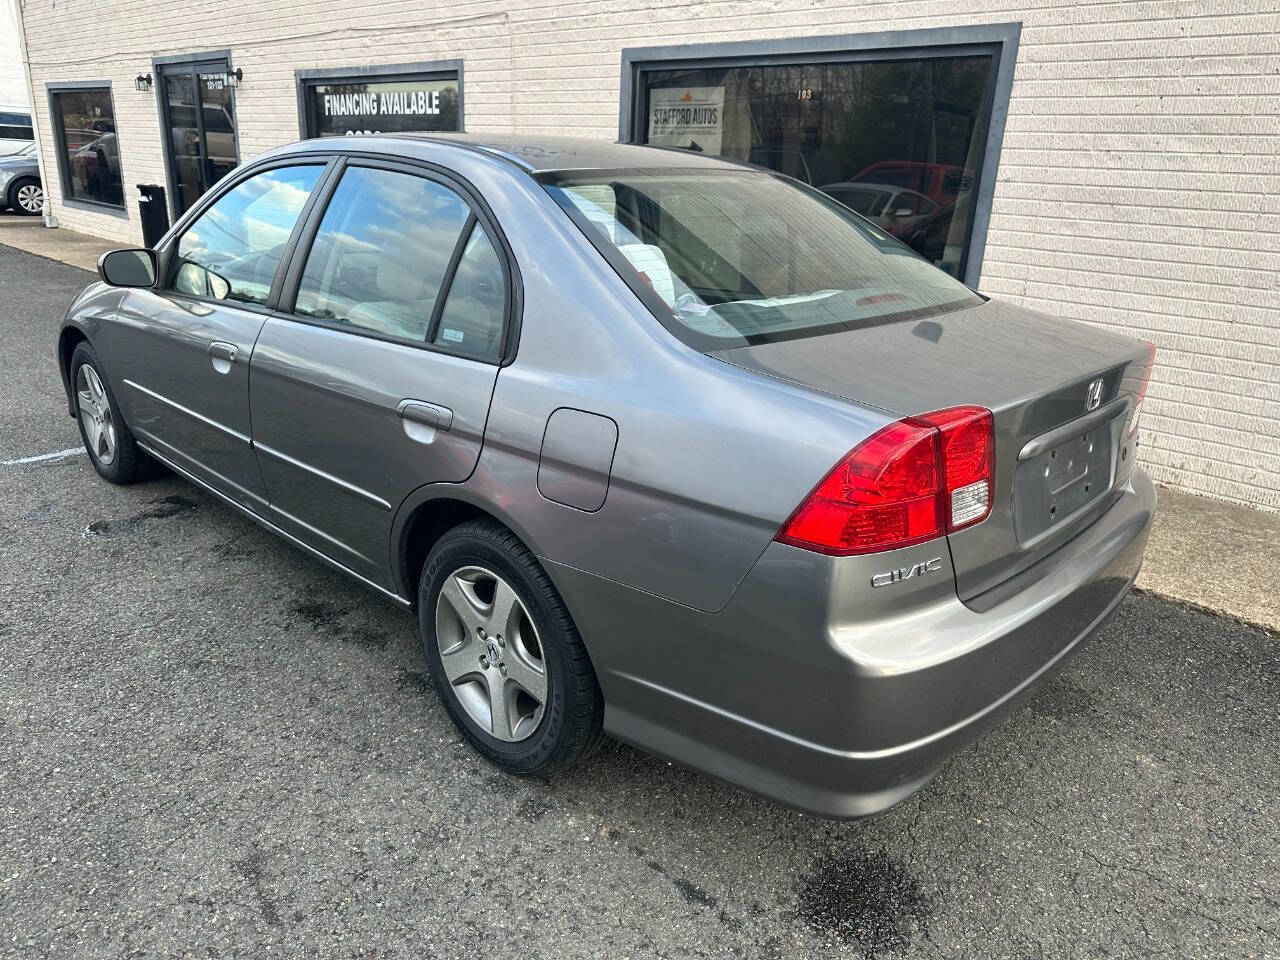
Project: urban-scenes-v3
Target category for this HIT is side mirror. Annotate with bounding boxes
[98,248,156,288]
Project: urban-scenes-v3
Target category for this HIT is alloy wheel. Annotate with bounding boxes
[76,364,117,466]
[434,565,547,742]
[16,183,43,214]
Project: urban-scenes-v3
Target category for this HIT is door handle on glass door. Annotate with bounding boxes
[209,341,238,374]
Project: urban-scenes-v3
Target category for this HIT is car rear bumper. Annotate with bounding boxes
[552,469,1155,818]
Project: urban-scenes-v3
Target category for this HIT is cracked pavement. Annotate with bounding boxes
[1,243,1277,958]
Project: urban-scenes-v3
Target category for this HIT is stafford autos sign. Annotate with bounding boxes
[648,87,724,154]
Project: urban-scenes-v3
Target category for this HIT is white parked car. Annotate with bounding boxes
[819,181,938,236]
[0,106,35,157]
[0,142,43,215]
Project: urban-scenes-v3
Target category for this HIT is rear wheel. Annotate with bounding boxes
[10,177,43,216]
[70,342,153,484]
[419,518,605,774]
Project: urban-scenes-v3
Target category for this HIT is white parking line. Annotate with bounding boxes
[1,446,84,466]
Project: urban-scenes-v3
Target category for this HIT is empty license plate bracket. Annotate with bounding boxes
[1013,421,1115,544]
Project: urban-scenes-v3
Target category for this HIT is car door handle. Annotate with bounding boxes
[209,341,238,374]
[397,400,453,442]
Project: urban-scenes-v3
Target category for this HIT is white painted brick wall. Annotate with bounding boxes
[0,0,30,107]
[14,0,1280,510]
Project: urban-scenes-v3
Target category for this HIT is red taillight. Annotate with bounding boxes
[921,405,995,531]
[777,405,994,556]
[1128,341,1157,437]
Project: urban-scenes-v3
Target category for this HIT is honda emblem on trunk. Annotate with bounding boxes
[1086,378,1104,411]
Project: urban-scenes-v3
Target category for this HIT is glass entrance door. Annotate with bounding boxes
[159,61,239,215]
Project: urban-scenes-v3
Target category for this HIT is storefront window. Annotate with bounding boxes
[49,87,123,208]
[636,55,995,280]
[300,69,460,138]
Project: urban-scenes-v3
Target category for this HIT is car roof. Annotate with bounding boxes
[297,133,741,174]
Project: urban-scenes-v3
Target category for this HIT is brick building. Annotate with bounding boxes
[11,0,1280,510]
[1,1,30,107]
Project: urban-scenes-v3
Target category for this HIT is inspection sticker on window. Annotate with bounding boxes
[441,328,464,343]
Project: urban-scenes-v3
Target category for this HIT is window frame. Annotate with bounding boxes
[274,154,519,366]
[153,155,341,317]
[617,23,1021,289]
[294,60,465,139]
[46,81,126,215]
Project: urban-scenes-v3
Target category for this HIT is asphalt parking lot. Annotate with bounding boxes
[1,243,1277,959]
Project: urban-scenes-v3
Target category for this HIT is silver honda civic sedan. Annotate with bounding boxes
[57,135,1156,817]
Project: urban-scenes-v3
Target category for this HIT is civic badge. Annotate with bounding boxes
[1085,378,1103,411]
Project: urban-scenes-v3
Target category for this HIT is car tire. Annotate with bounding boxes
[9,177,43,216]
[70,341,155,484]
[419,518,605,774]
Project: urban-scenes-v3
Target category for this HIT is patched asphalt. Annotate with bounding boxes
[1,244,1277,959]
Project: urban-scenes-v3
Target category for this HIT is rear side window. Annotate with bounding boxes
[0,111,33,139]
[432,224,506,359]
[172,164,324,305]
[293,166,471,342]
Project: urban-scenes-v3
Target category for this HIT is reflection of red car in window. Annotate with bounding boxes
[848,161,974,205]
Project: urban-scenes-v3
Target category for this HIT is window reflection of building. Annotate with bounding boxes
[51,87,124,208]
[641,56,993,279]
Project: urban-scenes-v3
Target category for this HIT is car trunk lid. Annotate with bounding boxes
[710,297,1153,600]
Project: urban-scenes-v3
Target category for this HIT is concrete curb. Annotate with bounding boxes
[4,229,1277,634]
[1137,485,1280,636]
[0,218,117,273]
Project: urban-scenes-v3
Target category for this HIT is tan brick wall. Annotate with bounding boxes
[15,0,1280,510]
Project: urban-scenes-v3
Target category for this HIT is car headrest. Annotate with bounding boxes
[376,252,425,302]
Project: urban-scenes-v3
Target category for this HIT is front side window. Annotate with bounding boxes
[49,88,123,208]
[546,168,982,349]
[172,164,324,305]
[293,166,472,342]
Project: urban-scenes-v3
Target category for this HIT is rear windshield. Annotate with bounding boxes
[542,168,982,349]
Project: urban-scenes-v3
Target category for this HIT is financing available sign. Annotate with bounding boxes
[321,88,442,122]
[647,87,724,154]
[305,76,460,137]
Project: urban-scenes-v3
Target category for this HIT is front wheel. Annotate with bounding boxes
[70,341,154,484]
[419,518,605,774]
[10,177,43,216]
